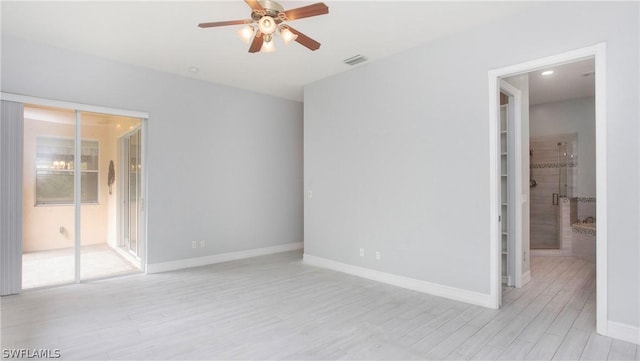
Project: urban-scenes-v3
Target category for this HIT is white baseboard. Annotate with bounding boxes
[146,242,303,273]
[303,254,494,308]
[521,270,531,285]
[607,320,640,345]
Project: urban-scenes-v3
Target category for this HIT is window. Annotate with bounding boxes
[35,137,99,205]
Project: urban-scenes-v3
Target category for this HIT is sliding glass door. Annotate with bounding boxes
[22,105,144,289]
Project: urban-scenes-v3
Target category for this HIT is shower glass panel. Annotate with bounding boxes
[530,136,577,249]
[530,138,560,249]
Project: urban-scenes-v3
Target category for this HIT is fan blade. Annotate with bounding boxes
[198,19,251,28]
[283,3,328,21]
[244,0,264,11]
[249,33,264,53]
[287,26,321,51]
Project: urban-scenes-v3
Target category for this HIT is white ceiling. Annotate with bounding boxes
[2,1,538,102]
[527,59,595,106]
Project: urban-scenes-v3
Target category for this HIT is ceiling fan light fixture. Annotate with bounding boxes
[261,34,276,53]
[258,16,277,35]
[237,25,255,43]
[280,27,298,46]
[198,1,329,53]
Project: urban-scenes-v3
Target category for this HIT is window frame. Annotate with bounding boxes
[34,136,100,206]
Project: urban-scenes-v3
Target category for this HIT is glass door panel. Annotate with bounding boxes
[79,112,141,280]
[22,105,77,289]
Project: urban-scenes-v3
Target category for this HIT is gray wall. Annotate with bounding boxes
[304,2,638,328]
[1,35,303,265]
[531,97,596,197]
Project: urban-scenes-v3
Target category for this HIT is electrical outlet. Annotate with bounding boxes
[191,241,197,249]
[375,251,381,260]
[200,240,206,248]
[308,190,313,199]
[359,248,365,257]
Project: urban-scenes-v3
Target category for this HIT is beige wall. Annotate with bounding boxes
[22,106,140,253]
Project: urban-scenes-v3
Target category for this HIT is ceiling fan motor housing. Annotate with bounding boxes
[252,0,285,22]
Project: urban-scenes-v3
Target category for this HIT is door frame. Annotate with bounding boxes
[487,43,607,336]
[118,126,145,264]
[499,80,523,289]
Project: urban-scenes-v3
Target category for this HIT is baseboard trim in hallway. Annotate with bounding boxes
[146,242,303,273]
[522,270,531,285]
[303,253,494,308]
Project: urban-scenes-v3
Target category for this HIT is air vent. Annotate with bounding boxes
[343,54,368,66]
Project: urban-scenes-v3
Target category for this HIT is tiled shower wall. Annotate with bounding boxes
[576,197,596,221]
[530,134,578,249]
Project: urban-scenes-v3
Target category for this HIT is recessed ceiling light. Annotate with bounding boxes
[541,70,554,76]
[188,66,200,74]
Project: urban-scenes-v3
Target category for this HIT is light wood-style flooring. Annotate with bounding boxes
[1,250,638,360]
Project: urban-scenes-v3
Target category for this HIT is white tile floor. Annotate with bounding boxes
[22,243,140,289]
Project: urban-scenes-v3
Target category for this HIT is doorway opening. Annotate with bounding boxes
[489,43,607,336]
[519,59,596,257]
[21,104,145,289]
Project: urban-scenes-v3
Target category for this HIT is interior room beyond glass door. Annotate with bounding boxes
[22,105,77,289]
[80,111,142,280]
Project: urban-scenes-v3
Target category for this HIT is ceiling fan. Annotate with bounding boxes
[198,0,329,53]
